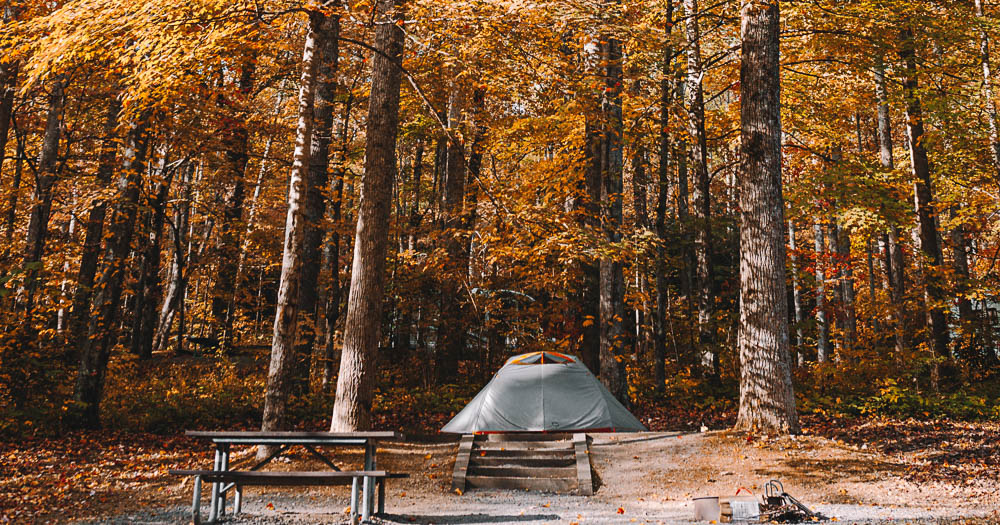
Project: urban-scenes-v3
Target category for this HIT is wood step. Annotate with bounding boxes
[473,441,574,451]
[466,475,578,493]
[470,456,576,468]
[469,465,577,478]
[479,433,573,442]
[472,448,574,458]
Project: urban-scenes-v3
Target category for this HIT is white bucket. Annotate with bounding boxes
[693,496,721,521]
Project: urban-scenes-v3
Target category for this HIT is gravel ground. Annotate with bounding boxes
[76,432,999,524]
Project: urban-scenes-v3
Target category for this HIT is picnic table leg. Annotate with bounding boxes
[364,442,376,516]
[218,446,230,516]
[209,447,221,522]
[234,485,242,515]
[362,475,372,523]
[377,478,385,515]
[192,475,202,525]
[350,477,360,525]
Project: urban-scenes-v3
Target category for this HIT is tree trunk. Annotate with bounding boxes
[435,87,468,383]
[684,0,715,377]
[68,99,119,351]
[296,11,341,392]
[261,9,326,437]
[788,220,804,364]
[976,0,1000,184]
[17,78,65,315]
[875,58,909,354]
[653,0,674,393]
[211,57,257,353]
[833,222,856,353]
[72,118,149,429]
[899,27,950,359]
[132,153,174,359]
[814,223,828,362]
[154,162,196,353]
[598,28,627,403]
[734,0,799,434]
[579,120,602,374]
[321,81,356,391]
[329,0,404,431]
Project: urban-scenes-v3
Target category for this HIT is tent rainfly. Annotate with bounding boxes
[441,351,647,433]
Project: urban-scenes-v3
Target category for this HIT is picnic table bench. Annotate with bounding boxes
[169,431,407,524]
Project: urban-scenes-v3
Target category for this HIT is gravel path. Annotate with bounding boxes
[78,432,999,524]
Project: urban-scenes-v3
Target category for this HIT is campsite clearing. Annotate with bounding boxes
[13,421,996,524]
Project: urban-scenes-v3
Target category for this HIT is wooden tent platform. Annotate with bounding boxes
[451,433,594,495]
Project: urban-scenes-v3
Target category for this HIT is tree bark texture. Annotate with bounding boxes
[598,30,627,403]
[899,27,950,358]
[261,10,325,435]
[72,118,149,428]
[329,0,404,431]
[734,0,799,434]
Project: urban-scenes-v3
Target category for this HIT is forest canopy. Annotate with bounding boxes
[0,0,998,438]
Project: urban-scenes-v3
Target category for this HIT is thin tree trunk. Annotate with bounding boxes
[154,162,195,353]
[976,0,1000,184]
[579,120,602,374]
[133,153,174,359]
[407,140,423,251]
[321,82,356,391]
[435,86,468,383]
[598,24,627,402]
[211,58,257,353]
[788,220,804,365]
[653,0,674,393]
[814,223,828,362]
[261,8,326,437]
[297,11,341,393]
[68,99,119,351]
[875,58,909,354]
[330,0,404,431]
[734,0,799,434]
[899,27,950,359]
[684,0,715,377]
[833,222,856,354]
[17,78,65,315]
[72,118,149,428]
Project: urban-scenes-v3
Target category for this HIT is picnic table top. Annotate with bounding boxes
[185,431,405,441]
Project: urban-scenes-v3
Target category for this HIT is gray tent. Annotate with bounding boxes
[442,351,646,433]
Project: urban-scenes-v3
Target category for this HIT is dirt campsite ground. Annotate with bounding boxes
[5,418,997,524]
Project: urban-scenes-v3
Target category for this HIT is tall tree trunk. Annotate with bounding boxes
[833,222,856,353]
[132,154,174,359]
[435,87,468,383]
[875,58,909,354]
[684,0,715,377]
[653,0,674,393]
[68,99,119,351]
[261,9,326,437]
[72,118,149,429]
[2,137,23,256]
[579,120,603,374]
[17,78,65,315]
[788,220,804,365]
[598,26,627,403]
[329,0,404,431]
[814,223,828,362]
[321,83,356,391]
[154,162,195,353]
[899,27,950,359]
[296,11,341,392]
[976,0,1000,184]
[734,0,799,434]
[407,140,424,251]
[211,57,257,353]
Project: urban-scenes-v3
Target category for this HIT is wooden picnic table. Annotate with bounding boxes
[176,430,405,524]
